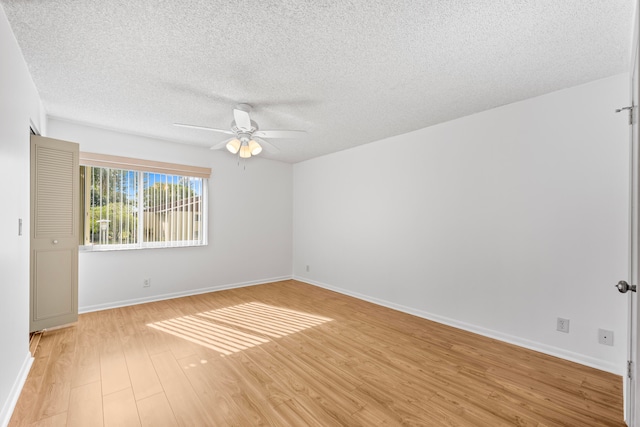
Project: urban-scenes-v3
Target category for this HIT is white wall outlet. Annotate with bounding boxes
[306,265,310,272]
[598,329,614,346]
[143,278,151,288]
[557,318,570,333]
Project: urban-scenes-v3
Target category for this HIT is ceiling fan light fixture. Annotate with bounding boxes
[239,144,252,158]
[226,138,241,154]
[248,139,262,155]
[176,104,306,158]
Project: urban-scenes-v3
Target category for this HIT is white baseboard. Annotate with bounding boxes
[79,276,293,313]
[294,276,620,376]
[1,352,33,427]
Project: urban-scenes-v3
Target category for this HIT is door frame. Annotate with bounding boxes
[627,2,640,424]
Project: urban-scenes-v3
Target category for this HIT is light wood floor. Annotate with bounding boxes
[10,280,625,426]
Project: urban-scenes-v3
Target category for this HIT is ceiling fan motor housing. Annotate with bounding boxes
[231,119,259,135]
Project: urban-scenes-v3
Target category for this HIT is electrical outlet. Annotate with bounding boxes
[306,265,310,272]
[557,318,570,333]
[598,329,614,346]
[143,278,151,288]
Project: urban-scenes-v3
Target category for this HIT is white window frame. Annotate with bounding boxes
[79,152,211,251]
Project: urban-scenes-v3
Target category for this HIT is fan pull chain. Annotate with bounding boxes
[236,154,247,170]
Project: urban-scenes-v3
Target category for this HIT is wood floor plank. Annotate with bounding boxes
[136,393,178,427]
[350,406,395,426]
[150,351,216,426]
[99,346,131,396]
[271,398,328,427]
[266,341,368,418]
[122,337,163,401]
[177,354,253,426]
[352,381,441,425]
[9,356,49,426]
[27,412,67,427]
[34,327,76,422]
[103,388,141,427]
[70,342,100,388]
[140,320,174,357]
[425,390,516,427]
[31,329,60,359]
[9,280,626,427]
[203,352,292,426]
[66,381,103,427]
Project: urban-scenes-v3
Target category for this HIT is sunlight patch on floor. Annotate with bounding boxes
[148,315,269,355]
[197,302,333,338]
[147,302,332,355]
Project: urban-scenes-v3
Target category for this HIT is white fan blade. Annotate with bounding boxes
[174,123,235,135]
[210,137,234,150]
[253,137,279,153]
[234,104,252,131]
[253,129,306,139]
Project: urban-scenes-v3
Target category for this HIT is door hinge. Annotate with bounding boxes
[628,360,633,379]
[616,106,635,125]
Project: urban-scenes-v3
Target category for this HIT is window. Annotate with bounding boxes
[79,153,210,250]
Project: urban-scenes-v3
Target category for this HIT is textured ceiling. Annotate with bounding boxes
[1,0,635,163]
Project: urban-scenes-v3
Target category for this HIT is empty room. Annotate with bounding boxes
[1,0,639,426]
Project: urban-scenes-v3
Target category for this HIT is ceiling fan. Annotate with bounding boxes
[174,104,306,158]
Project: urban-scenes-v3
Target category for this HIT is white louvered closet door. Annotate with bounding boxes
[30,135,79,332]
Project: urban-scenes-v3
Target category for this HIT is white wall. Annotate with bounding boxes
[47,119,293,312]
[293,74,630,374]
[0,5,46,426]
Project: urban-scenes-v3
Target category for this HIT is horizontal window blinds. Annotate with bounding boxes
[79,152,211,179]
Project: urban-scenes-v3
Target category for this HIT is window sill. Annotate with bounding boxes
[80,241,207,252]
